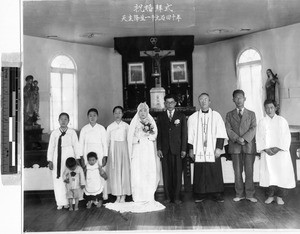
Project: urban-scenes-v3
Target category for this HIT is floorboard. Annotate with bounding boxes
[24,185,300,232]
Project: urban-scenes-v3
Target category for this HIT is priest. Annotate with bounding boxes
[188,93,228,202]
[256,99,295,205]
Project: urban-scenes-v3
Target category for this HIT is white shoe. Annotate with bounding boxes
[246,197,258,203]
[233,197,245,202]
[57,206,63,210]
[276,197,285,205]
[265,197,274,204]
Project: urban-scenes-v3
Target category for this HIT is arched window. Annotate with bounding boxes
[237,48,264,121]
[50,55,78,130]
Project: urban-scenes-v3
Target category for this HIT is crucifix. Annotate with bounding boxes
[140,37,175,87]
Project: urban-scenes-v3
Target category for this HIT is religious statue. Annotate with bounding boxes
[144,49,171,87]
[24,75,40,126]
[265,69,280,114]
[32,80,40,116]
[144,50,171,74]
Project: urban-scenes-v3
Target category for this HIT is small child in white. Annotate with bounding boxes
[84,152,108,209]
[63,157,85,211]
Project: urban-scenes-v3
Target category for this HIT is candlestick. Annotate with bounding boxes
[167,71,170,94]
[124,71,127,89]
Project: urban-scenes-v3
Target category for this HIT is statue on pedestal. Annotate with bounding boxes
[24,75,40,126]
[266,69,280,114]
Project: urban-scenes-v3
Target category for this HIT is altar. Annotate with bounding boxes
[114,36,194,110]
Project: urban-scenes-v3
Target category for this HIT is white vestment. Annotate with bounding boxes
[256,114,295,188]
[79,123,108,198]
[47,128,80,206]
[188,108,228,162]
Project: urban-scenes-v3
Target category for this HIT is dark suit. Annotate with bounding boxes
[225,108,256,198]
[157,110,187,200]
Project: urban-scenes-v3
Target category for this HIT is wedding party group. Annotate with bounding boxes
[47,89,295,213]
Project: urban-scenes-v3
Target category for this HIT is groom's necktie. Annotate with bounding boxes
[168,110,173,121]
[57,128,67,179]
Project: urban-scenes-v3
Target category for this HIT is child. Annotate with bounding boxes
[106,106,131,203]
[47,112,80,210]
[79,108,108,199]
[84,152,108,209]
[63,157,85,211]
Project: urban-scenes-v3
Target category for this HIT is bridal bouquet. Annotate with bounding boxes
[140,119,155,134]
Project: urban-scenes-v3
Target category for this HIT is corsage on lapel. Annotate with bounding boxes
[174,119,180,126]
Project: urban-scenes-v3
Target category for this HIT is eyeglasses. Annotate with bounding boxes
[165,101,176,105]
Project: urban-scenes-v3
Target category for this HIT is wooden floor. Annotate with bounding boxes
[24,185,300,232]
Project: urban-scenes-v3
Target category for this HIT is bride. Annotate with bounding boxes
[105,102,165,213]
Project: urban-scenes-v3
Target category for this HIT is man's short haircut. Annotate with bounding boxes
[164,94,177,102]
[59,112,70,120]
[65,157,77,169]
[87,152,98,160]
[198,93,210,99]
[232,89,245,98]
[87,108,99,116]
[264,99,277,107]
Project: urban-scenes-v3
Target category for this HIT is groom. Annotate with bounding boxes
[157,94,187,204]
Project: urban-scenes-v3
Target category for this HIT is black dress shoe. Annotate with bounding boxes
[164,199,171,204]
[213,194,224,203]
[174,200,182,205]
[214,196,224,203]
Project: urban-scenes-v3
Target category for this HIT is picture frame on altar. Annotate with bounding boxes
[128,62,145,84]
[170,61,188,83]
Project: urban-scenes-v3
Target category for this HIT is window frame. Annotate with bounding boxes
[49,54,78,131]
[236,47,264,121]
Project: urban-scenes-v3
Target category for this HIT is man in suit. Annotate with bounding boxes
[225,89,257,202]
[157,94,187,204]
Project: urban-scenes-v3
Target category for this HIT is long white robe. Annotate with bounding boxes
[256,114,295,188]
[79,123,108,198]
[47,128,80,206]
[188,108,228,162]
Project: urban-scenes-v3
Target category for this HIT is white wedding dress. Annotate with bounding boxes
[105,103,165,213]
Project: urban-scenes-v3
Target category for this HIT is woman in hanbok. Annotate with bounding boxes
[106,106,131,202]
[79,108,108,199]
[105,103,165,213]
[47,112,80,209]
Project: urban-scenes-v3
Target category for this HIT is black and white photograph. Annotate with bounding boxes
[1,0,300,233]
[170,61,188,83]
[128,62,145,84]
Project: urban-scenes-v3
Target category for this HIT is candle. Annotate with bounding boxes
[124,72,127,89]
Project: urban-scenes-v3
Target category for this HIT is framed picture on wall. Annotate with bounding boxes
[128,62,145,84]
[170,61,188,83]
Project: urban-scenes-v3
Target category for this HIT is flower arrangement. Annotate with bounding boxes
[140,118,155,134]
